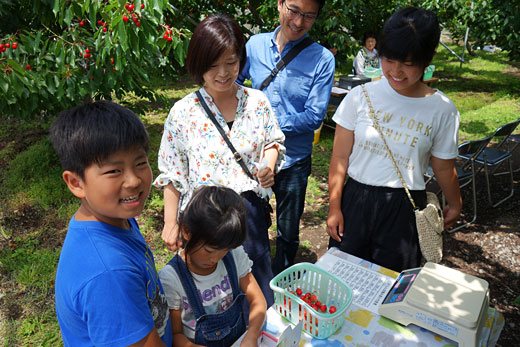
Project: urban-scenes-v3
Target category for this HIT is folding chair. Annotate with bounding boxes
[504,129,520,174]
[474,119,520,207]
[425,136,491,232]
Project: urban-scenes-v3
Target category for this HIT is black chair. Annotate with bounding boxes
[503,130,520,174]
[473,119,520,207]
[425,136,492,232]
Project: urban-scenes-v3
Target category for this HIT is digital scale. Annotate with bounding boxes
[379,262,489,347]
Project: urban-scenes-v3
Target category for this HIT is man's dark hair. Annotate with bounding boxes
[186,14,246,85]
[378,7,440,69]
[180,186,247,255]
[282,0,326,13]
[49,100,149,178]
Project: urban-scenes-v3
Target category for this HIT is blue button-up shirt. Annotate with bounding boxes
[238,27,335,168]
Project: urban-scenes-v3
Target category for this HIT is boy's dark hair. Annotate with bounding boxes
[49,100,149,179]
[186,14,246,85]
[378,7,440,69]
[180,186,247,254]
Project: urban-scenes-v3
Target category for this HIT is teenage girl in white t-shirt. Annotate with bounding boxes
[326,7,462,272]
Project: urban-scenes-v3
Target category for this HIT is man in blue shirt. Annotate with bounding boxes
[238,0,335,274]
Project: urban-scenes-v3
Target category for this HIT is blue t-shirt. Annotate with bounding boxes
[238,26,335,168]
[55,217,173,346]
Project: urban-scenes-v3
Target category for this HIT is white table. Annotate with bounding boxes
[238,249,504,347]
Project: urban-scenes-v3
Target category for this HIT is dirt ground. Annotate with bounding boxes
[279,129,520,346]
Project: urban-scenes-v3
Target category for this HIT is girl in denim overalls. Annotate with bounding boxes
[159,186,267,347]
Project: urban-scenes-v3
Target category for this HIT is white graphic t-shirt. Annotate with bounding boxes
[333,78,459,190]
[159,246,253,340]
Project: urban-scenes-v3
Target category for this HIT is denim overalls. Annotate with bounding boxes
[169,252,246,346]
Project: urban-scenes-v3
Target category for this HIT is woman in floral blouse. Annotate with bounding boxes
[154,14,285,307]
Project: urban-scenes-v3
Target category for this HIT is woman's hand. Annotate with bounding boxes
[326,207,344,242]
[443,205,461,229]
[161,222,182,252]
[256,167,275,188]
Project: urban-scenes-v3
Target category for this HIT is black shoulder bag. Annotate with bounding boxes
[195,90,273,225]
[259,37,313,90]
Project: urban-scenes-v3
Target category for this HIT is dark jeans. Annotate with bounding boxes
[241,191,274,308]
[271,156,312,275]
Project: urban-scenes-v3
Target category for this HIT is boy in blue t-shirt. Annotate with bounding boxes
[50,101,173,346]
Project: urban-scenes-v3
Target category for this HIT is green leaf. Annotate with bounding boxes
[52,0,61,17]
[118,21,128,52]
[0,81,8,93]
[64,7,73,26]
[7,59,25,75]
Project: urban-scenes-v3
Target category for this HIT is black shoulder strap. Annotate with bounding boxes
[195,90,255,180]
[259,37,313,90]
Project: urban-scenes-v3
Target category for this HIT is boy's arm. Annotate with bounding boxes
[239,272,267,347]
[171,309,204,347]
[129,329,165,347]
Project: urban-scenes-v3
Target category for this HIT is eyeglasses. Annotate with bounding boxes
[284,2,317,23]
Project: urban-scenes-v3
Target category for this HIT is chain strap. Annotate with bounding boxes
[360,85,418,210]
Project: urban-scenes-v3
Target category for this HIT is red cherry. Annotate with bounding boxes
[123,15,129,23]
[163,33,169,39]
[329,305,337,314]
[5,43,10,48]
[79,20,85,27]
[25,64,32,71]
[127,4,135,11]
[103,27,108,32]
[0,46,6,53]
[320,304,327,312]
[135,21,141,27]
[110,57,115,65]
[11,42,18,49]
[310,294,318,303]
[97,20,103,26]
[140,3,145,9]
[84,53,91,58]
[85,48,90,53]
[296,288,303,296]
[166,36,172,42]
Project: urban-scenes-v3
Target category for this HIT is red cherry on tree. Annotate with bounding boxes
[25,64,32,70]
[123,15,129,23]
[97,20,104,26]
[11,42,18,49]
[166,36,172,42]
[140,3,145,9]
[5,43,10,48]
[127,4,135,12]
[103,27,108,32]
[79,20,85,27]
[135,21,141,27]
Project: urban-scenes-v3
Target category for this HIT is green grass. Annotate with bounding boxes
[1,46,519,344]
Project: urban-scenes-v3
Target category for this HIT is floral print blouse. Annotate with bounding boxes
[154,84,286,210]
